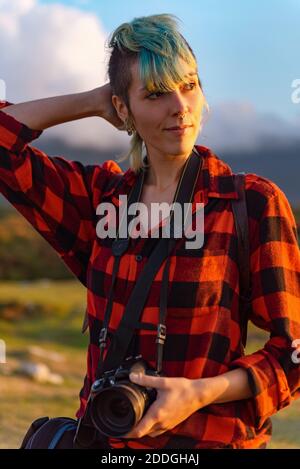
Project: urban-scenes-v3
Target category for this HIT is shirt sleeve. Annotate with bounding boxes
[0,100,123,287]
[229,181,300,429]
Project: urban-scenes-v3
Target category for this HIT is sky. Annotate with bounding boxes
[0,0,300,152]
[38,0,300,120]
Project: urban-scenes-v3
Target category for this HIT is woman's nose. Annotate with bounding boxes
[170,89,189,115]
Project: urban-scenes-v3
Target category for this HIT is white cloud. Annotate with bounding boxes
[198,100,300,154]
[0,0,129,150]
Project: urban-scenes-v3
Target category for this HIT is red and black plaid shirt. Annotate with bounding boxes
[1,101,300,449]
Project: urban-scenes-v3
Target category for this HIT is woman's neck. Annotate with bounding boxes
[144,150,191,192]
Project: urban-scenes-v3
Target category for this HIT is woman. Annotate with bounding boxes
[0,14,299,450]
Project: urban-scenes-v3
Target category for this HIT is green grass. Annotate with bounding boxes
[0,279,86,316]
[0,280,88,448]
[0,280,299,448]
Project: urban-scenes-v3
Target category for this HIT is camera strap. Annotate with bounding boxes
[96,147,203,378]
[231,173,251,348]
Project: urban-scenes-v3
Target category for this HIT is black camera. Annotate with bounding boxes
[86,355,158,438]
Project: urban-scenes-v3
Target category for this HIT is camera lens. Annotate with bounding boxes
[111,396,131,418]
[90,383,147,438]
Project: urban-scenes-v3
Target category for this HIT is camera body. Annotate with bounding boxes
[84,355,158,438]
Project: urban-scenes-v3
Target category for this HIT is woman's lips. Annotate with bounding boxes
[165,126,193,136]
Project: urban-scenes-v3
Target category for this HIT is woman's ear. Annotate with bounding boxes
[111,94,128,124]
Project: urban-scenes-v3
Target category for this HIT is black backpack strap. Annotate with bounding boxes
[231,172,251,348]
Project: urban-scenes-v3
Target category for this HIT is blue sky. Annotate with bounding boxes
[39,0,300,122]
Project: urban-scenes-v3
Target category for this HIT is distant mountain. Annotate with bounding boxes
[1,136,299,207]
[222,138,300,206]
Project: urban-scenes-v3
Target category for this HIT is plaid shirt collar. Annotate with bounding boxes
[108,145,239,215]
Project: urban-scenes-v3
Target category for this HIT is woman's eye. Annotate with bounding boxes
[185,81,196,90]
[147,91,164,100]
[147,82,196,100]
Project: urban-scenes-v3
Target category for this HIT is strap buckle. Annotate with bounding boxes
[99,327,108,349]
[156,324,167,344]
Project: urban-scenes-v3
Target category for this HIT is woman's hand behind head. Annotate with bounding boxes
[92,83,126,130]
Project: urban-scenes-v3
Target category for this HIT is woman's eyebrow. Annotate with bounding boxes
[139,73,197,93]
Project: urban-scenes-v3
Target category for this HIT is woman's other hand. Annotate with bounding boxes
[121,373,212,439]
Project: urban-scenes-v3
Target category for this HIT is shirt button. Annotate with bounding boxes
[135,254,143,262]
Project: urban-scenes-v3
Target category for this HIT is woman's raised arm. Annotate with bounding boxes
[0,86,125,287]
[1,84,124,131]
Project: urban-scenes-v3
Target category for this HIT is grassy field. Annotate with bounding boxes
[0,280,299,449]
